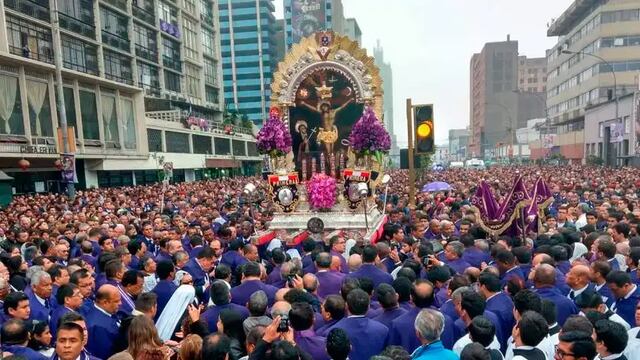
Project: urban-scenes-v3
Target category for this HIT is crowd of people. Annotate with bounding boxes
[0,165,640,360]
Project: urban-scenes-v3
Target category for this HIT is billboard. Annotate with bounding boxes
[291,0,326,44]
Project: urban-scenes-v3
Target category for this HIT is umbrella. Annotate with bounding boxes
[422,181,452,192]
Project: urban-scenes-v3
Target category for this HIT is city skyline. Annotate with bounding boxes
[277,0,573,146]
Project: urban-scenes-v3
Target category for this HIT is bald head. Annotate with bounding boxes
[330,256,342,271]
[348,254,362,272]
[95,284,121,315]
[270,300,291,318]
[533,263,556,287]
[567,264,591,289]
[412,280,434,308]
[303,273,318,293]
[275,288,290,302]
[532,253,553,267]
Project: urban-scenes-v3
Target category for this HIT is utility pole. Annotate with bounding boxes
[51,0,75,200]
[406,98,415,208]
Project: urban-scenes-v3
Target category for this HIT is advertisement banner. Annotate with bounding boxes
[291,0,326,44]
[61,153,77,183]
[610,121,624,143]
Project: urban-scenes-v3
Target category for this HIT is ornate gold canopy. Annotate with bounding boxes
[270,31,384,123]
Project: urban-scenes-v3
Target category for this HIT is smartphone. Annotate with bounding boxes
[277,316,290,332]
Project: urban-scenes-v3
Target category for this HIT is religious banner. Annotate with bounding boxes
[61,153,77,183]
[471,176,530,237]
[291,0,326,44]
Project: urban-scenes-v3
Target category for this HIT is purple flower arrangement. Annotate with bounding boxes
[257,112,292,157]
[306,173,337,210]
[348,106,391,163]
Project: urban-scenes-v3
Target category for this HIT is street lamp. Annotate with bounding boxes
[562,49,619,165]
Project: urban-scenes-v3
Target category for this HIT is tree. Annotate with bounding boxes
[223,108,240,125]
[417,153,433,169]
[241,114,253,130]
[586,155,604,166]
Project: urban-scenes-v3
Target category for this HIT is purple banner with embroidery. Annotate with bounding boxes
[523,177,554,235]
[471,176,531,236]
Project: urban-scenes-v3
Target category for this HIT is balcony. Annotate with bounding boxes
[4,0,50,22]
[106,71,133,85]
[132,4,155,25]
[102,0,126,11]
[9,44,54,64]
[63,58,98,75]
[59,13,95,39]
[135,44,158,63]
[101,30,130,52]
[163,56,182,72]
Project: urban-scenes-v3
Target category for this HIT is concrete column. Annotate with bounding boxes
[84,166,99,188]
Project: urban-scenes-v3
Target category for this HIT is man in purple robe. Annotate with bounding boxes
[230,261,278,307]
[496,249,525,287]
[327,288,388,360]
[532,264,578,326]
[315,252,346,300]
[372,283,407,328]
[201,281,249,332]
[151,260,179,320]
[346,245,393,289]
[182,247,216,304]
[460,235,491,268]
[479,272,514,348]
[329,236,349,274]
[442,241,471,275]
[290,302,329,360]
[316,295,345,336]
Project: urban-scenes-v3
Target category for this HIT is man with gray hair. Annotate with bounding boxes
[243,290,271,335]
[412,308,458,359]
[443,241,471,274]
[28,270,53,322]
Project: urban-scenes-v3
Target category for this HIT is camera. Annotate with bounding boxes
[277,316,290,332]
[390,241,400,251]
[286,274,295,288]
[421,256,432,268]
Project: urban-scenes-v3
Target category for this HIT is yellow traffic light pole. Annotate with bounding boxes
[406,98,416,208]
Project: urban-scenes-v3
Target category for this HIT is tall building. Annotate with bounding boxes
[469,36,547,159]
[283,0,345,49]
[0,0,260,192]
[218,0,276,124]
[373,40,398,161]
[343,17,361,44]
[518,56,547,93]
[448,129,470,161]
[542,0,640,164]
[273,19,286,64]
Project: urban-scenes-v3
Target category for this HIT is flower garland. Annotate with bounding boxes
[306,173,337,210]
[348,106,391,164]
[256,112,292,157]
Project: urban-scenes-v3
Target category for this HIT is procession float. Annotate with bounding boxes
[250,31,391,245]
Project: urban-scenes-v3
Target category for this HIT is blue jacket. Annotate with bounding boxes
[346,264,394,289]
[410,340,459,360]
[230,279,278,307]
[183,258,210,303]
[49,306,72,342]
[388,307,456,353]
[612,285,640,327]
[84,305,120,360]
[1,344,48,360]
[201,302,250,332]
[535,286,578,326]
[27,290,51,323]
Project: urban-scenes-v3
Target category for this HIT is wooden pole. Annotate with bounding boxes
[407,98,416,208]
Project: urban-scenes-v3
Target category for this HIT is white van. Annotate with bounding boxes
[449,161,464,169]
[465,159,486,170]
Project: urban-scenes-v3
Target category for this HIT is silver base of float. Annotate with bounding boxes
[268,206,386,244]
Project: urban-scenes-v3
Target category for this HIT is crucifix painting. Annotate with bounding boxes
[290,69,363,176]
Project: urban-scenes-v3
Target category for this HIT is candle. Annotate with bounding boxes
[330,153,336,178]
[311,157,317,175]
[301,158,307,181]
[339,151,345,170]
[320,153,326,174]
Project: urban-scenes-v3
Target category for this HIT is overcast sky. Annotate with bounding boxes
[274,0,574,146]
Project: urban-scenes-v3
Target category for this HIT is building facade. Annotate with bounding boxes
[0,0,260,193]
[283,0,344,49]
[543,0,640,163]
[373,39,398,163]
[584,93,634,166]
[218,0,276,124]
[518,56,547,93]
[469,37,547,159]
[448,128,469,161]
[343,17,360,44]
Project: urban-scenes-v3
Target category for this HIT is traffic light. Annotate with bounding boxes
[414,104,434,154]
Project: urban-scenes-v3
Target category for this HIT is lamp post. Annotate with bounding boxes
[562,50,618,165]
[51,0,75,200]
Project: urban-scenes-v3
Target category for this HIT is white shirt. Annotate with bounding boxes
[505,336,552,360]
[568,284,589,299]
[595,354,627,360]
[453,334,500,355]
[624,327,640,359]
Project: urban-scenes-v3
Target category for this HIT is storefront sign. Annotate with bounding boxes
[20,145,57,154]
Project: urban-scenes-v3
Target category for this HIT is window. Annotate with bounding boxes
[599,122,604,138]
[625,116,631,134]
[0,74,24,135]
[164,70,181,92]
[202,28,215,57]
[100,7,129,51]
[58,0,95,38]
[203,58,217,85]
[137,62,160,90]
[121,98,136,150]
[103,50,133,85]
[193,135,212,154]
[61,35,98,74]
[79,90,99,140]
[56,87,77,138]
[183,19,198,60]
[158,1,177,25]
[147,128,162,152]
[101,94,119,144]
[232,140,245,156]
[134,24,158,62]
[214,137,230,155]
[601,9,640,23]
[165,131,189,153]
[6,16,53,63]
[185,64,200,98]
[184,0,196,14]
[205,86,218,104]
[200,0,213,23]
[162,37,181,71]
[25,80,52,137]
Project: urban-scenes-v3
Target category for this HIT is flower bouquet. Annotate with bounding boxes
[306,173,337,211]
[256,112,292,158]
[348,106,391,166]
